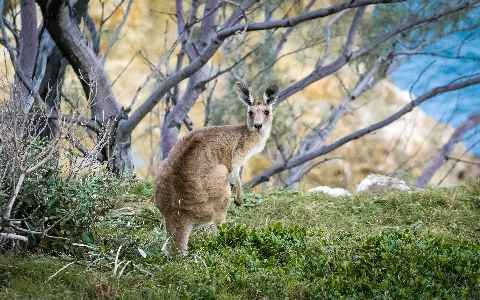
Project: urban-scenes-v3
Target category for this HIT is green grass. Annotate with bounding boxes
[229,186,480,238]
[1,180,480,299]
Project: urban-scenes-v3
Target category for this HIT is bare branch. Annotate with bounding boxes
[285,55,386,187]
[9,224,69,240]
[0,232,28,242]
[341,7,365,58]
[176,0,185,33]
[126,28,183,111]
[248,73,480,187]
[99,0,126,29]
[51,112,102,133]
[218,0,404,38]
[66,134,104,161]
[416,112,480,187]
[275,0,316,54]
[102,0,133,64]
[3,172,26,220]
[318,8,351,66]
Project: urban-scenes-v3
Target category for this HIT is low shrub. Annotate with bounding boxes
[0,147,134,253]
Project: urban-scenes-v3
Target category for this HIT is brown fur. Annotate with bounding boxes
[154,82,279,256]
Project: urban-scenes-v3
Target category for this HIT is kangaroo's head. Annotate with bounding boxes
[236,82,280,132]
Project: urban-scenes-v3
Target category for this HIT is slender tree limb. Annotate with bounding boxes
[3,172,26,220]
[9,224,69,240]
[286,55,385,187]
[319,8,351,66]
[416,112,480,187]
[99,0,126,29]
[247,73,480,187]
[84,12,100,55]
[217,0,404,38]
[341,7,365,58]
[275,0,316,54]
[445,155,480,167]
[43,206,81,236]
[176,0,185,33]
[66,134,104,161]
[46,112,102,133]
[102,0,133,64]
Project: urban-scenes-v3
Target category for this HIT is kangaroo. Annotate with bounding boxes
[154,82,279,256]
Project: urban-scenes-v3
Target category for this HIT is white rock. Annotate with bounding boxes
[308,186,352,197]
[356,174,410,192]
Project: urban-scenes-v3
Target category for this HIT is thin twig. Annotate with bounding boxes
[102,0,134,64]
[46,261,76,282]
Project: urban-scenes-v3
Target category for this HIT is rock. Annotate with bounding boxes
[356,174,410,192]
[308,186,352,197]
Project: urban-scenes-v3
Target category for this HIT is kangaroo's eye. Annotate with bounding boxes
[264,110,270,116]
[248,111,253,116]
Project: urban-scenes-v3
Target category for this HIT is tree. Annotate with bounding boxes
[2,0,480,186]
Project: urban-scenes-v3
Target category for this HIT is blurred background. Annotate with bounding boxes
[2,0,480,191]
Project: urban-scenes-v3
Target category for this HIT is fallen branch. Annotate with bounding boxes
[0,232,28,242]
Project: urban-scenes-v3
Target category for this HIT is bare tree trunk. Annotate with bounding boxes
[39,0,120,121]
[160,0,218,158]
[416,112,480,188]
[34,0,93,106]
[33,0,96,139]
[15,0,38,111]
[37,0,133,172]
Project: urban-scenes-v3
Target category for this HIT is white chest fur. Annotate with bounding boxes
[243,128,270,164]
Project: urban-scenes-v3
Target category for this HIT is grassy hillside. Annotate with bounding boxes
[1,180,480,299]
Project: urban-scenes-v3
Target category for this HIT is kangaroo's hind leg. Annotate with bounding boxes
[162,215,193,257]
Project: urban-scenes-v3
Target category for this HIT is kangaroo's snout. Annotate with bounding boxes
[254,124,262,130]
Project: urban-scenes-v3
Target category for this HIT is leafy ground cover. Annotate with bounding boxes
[1,179,480,299]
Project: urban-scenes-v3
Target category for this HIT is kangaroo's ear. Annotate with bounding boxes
[236,82,253,106]
[264,84,279,105]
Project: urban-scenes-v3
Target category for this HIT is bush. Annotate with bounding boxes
[1,157,131,253]
[0,97,136,254]
[0,136,134,253]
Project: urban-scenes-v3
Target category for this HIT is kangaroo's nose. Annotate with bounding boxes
[254,124,262,130]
